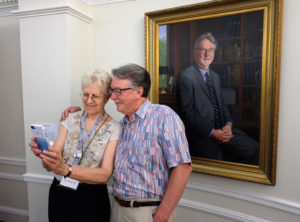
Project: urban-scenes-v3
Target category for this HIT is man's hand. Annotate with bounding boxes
[60,106,81,121]
[212,129,224,143]
[212,126,233,143]
[221,124,233,143]
[153,212,169,222]
[152,163,192,222]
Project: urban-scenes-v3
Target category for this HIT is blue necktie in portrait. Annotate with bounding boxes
[205,72,222,129]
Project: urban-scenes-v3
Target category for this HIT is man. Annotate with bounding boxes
[108,64,192,222]
[176,32,258,164]
[41,64,192,222]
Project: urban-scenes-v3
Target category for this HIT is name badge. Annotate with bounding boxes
[59,177,80,190]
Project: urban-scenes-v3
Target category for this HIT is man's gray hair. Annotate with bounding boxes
[112,63,151,98]
[193,32,218,50]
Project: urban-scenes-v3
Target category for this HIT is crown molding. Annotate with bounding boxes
[0,2,18,17]
[81,0,135,6]
[12,5,92,23]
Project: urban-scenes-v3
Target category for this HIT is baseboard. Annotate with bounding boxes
[0,205,28,217]
[0,157,26,181]
[0,176,269,222]
[108,183,298,220]
[19,174,300,217]
[108,185,269,221]
[23,173,53,184]
[0,156,28,218]
[179,198,270,222]
[186,181,300,215]
[0,157,26,166]
[0,172,24,181]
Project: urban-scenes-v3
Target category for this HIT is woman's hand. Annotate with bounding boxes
[40,145,67,176]
[29,137,42,158]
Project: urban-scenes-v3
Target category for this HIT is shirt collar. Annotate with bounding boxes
[121,99,151,124]
[135,99,151,119]
[195,66,210,80]
[198,67,209,76]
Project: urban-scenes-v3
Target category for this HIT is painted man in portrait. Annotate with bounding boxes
[176,32,258,164]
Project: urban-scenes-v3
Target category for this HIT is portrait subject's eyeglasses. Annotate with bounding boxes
[108,87,133,96]
[80,92,104,101]
[195,47,215,54]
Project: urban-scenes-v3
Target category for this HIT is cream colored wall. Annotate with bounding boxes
[0,15,28,222]
[89,0,300,221]
[68,14,91,107]
[18,0,66,9]
[15,0,93,221]
[19,12,71,221]
[1,0,300,221]
[0,15,24,159]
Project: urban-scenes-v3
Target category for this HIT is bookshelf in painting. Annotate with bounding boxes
[211,11,263,140]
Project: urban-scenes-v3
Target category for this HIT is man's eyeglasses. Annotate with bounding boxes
[80,92,104,101]
[108,87,133,96]
[195,47,215,54]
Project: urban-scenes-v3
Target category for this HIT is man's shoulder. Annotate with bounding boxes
[149,103,179,119]
[180,65,197,76]
[108,118,121,128]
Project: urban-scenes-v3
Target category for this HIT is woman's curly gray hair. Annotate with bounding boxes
[81,68,112,98]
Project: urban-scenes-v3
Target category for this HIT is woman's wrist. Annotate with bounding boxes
[65,164,73,177]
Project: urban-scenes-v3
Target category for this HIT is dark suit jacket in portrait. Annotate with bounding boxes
[176,64,258,164]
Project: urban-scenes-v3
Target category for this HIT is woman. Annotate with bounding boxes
[30,69,121,222]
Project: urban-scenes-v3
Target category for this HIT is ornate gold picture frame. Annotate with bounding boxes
[145,0,283,185]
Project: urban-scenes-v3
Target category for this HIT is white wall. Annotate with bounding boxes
[68,14,91,107]
[15,1,92,221]
[0,14,24,159]
[0,14,29,222]
[19,13,71,173]
[1,0,300,221]
[89,0,300,221]
[19,12,71,221]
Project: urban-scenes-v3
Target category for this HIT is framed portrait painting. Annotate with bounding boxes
[145,0,283,185]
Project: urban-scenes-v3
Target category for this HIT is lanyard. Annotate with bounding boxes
[73,111,105,165]
[79,112,104,146]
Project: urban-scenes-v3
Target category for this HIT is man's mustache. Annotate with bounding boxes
[203,56,212,60]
